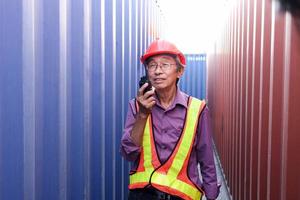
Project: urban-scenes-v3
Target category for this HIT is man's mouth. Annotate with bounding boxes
[154,78,165,82]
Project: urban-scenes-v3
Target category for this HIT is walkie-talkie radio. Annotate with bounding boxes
[139,76,152,94]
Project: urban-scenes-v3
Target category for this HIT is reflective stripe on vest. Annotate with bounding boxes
[129,115,160,189]
[129,97,205,200]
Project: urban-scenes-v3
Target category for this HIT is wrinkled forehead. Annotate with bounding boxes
[147,54,176,63]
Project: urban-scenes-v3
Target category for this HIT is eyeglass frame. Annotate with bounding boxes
[146,62,177,72]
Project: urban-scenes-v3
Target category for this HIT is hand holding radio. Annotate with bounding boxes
[139,76,152,94]
[136,76,156,117]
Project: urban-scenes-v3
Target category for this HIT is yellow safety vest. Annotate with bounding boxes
[129,97,206,200]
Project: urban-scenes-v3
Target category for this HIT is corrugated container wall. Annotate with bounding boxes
[0,0,164,199]
[207,0,300,200]
[180,54,207,100]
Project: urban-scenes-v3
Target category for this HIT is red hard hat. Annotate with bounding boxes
[140,39,186,66]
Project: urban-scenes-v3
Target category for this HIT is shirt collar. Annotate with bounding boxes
[173,87,188,108]
[154,87,188,109]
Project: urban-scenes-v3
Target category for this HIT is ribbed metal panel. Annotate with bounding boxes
[180,54,207,100]
[0,0,163,199]
[207,0,300,200]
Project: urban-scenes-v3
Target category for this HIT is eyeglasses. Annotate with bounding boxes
[146,62,176,72]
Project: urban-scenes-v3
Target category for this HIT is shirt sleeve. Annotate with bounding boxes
[119,100,141,162]
[196,106,220,199]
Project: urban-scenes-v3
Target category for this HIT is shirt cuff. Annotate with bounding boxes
[203,183,220,200]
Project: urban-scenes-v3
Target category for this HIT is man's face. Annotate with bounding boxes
[146,54,184,91]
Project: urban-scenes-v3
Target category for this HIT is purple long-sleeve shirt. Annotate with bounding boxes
[120,88,219,199]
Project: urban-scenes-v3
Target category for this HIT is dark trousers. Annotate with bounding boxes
[128,188,182,200]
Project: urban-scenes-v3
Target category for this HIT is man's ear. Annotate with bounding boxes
[177,67,184,79]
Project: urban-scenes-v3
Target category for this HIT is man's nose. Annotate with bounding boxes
[154,64,163,73]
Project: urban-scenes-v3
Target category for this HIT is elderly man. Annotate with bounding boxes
[120,39,219,200]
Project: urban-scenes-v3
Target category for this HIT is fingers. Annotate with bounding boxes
[138,83,149,96]
[139,99,155,112]
[137,95,156,108]
[147,98,156,108]
[136,84,156,113]
[143,88,155,98]
[138,83,154,97]
[143,96,156,108]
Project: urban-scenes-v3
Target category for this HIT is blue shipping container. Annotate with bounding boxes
[0,0,163,199]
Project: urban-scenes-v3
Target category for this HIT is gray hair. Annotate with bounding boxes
[174,57,184,72]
